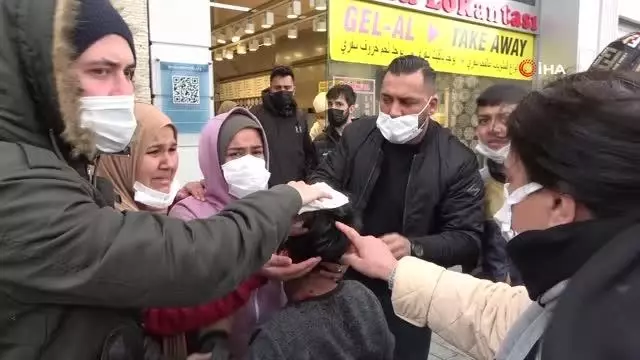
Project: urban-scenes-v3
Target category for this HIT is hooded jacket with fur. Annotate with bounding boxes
[0,1,301,359]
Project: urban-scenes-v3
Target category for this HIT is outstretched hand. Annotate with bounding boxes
[287,181,332,205]
[337,222,397,281]
[260,254,321,281]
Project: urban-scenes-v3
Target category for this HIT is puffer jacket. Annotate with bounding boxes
[0,1,302,359]
[391,257,532,359]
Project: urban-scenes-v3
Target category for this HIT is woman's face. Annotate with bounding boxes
[136,126,178,192]
[223,128,264,164]
[505,151,578,234]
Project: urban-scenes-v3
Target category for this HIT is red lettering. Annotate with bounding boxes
[510,10,522,28]
[522,13,532,30]
[442,0,456,13]
[426,0,441,10]
[457,0,471,17]
[399,0,417,5]
[530,15,538,31]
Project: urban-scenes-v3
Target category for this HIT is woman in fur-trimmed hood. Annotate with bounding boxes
[0,0,317,359]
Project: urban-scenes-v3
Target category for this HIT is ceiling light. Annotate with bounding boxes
[288,26,298,39]
[313,16,327,32]
[287,1,301,19]
[263,34,274,46]
[245,21,255,34]
[224,49,234,60]
[249,39,260,52]
[237,43,246,55]
[310,0,327,11]
[214,51,223,61]
[231,27,241,42]
[262,11,274,28]
[210,2,251,12]
[216,34,226,44]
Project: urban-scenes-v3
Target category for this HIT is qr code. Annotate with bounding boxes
[172,75,200,105]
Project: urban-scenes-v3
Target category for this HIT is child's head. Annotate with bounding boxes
[284,203,360,264]
[475,84,529,150]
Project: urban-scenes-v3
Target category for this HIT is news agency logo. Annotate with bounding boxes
[518,59,566,78]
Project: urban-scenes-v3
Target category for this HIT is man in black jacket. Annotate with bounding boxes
[313,84,356,161]
[251,66,318,186]
[309,55,484,360]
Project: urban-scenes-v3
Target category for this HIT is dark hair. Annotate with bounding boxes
[284,203,361,263]
[508,70,640,218]
[270,65,295,82]
[327,84,357,106]
[476,84,530,107]
[383,55,436,87]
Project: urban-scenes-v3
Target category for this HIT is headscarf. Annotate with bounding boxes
[168,107,283,359]
[96,103,176,211]
[218,100,238,114]
[170,107,269,218]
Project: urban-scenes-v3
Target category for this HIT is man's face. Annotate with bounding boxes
[270,75,295,93]
[327,95,354,120]
[475,103,516,150]
[72,35,136,97]
[380,71,437,126]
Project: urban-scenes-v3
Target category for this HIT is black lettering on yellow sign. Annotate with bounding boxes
[489,35,528,57]
[451,28,528,57]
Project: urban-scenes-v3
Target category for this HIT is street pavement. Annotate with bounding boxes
[427,265,473,360]
[428,333,472,360]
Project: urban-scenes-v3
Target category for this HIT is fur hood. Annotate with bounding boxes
[0,0,98,161]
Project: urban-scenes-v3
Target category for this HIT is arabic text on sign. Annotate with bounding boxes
[329,0,535,80]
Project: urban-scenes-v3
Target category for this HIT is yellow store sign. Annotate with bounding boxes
[329,0,535,80]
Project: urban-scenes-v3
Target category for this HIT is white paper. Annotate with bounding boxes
[298,182,349,214]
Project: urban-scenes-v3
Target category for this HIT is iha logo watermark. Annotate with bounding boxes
[518,59,567,78]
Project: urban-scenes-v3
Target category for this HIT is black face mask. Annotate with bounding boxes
[327,108,348,128]
[268,91,295,113]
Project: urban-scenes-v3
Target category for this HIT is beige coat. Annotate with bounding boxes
[391,257,533,360]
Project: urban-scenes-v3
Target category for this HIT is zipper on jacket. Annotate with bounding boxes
[356,149,383,209]
[402,154,418,231]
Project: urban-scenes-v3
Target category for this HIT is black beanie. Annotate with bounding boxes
[72,0,136,60]
[589,32,640,72]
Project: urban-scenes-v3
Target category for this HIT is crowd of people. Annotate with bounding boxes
[2,0,640,360]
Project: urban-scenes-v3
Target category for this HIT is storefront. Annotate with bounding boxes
[210,0,329,118]
[326,0,538,147]
[209,0,539,147]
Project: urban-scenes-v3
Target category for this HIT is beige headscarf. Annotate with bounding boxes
[218,100,238,114]
[96,103,176,212]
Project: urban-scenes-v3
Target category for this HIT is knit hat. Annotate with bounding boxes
[72,0,136,60]
[589,32,640,72]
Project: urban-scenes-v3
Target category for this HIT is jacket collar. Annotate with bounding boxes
[507,216,640,300]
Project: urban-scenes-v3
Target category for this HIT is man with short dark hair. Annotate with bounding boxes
[313,84,356,160]
[251,66,317,186]
[473,84,529,285]
[310,55,484,359]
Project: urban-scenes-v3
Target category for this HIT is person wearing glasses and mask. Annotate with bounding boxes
[310,55,484,360]
[313,84,357,161]
[0,1,328,359]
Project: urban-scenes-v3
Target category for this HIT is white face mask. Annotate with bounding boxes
[221,155,271,199]
[475,142,510,164]
[79,95,137,153]
[493,182,543,241]
[376,97,433,144]
[133,179,181,209]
